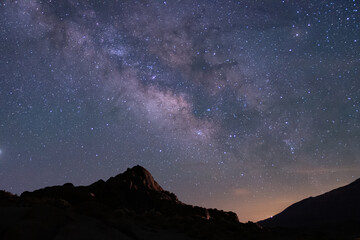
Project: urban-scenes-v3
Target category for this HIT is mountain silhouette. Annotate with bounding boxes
[0,165,262,240]
[1,166,359,239]
[258,178,360,237]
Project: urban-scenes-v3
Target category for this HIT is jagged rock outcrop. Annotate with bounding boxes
[0,165,261,240]
[20,165,236,222]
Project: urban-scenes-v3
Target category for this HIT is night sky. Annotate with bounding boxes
[0,0,359,221]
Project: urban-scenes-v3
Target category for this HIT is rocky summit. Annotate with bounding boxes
[0,165,261,240]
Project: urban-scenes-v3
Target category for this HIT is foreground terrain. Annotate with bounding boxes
[0,166,359,239]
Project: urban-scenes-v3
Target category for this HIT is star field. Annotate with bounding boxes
[0,0,359,221]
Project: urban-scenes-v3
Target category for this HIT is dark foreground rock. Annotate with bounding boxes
[1,166,359,239]
[0,166,266,240]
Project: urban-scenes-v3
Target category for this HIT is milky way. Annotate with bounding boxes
[0,0,359,221]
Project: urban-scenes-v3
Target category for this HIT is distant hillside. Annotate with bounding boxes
[258,178,360,236]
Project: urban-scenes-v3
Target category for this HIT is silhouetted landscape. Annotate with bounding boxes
[2,1,359,239]
[259,177,360,238]
[0,166,359,239]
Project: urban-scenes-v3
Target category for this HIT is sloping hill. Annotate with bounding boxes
[258,178,360,233]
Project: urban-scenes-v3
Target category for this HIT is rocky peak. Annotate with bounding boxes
[108,165,164,192]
